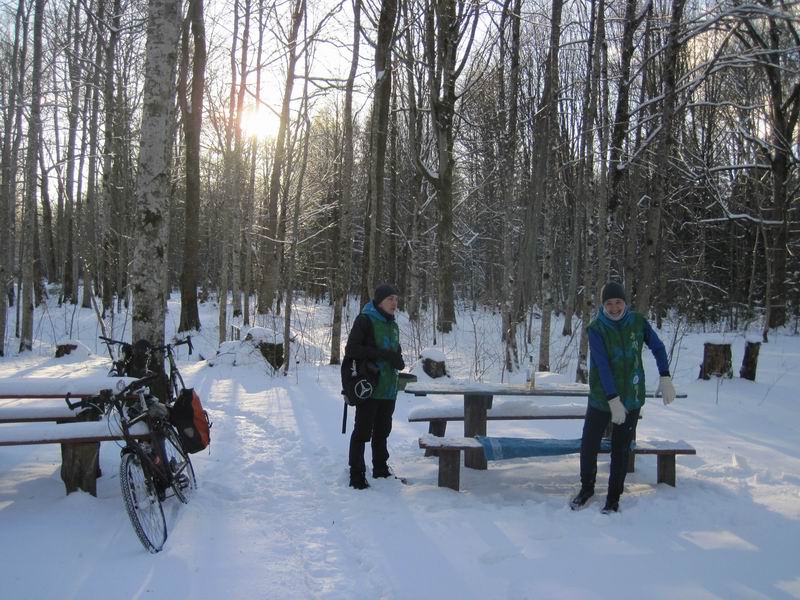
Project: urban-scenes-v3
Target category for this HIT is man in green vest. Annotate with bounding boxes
[570,281,677,513]
[344,284,405,489]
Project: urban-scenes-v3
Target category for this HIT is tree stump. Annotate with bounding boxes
[739,341,761,381]
[59,409,102,496]
[55,343,78,358]
[700,342,732,379]
[422,358,447,378]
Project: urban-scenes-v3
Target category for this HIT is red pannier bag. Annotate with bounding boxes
[170,388,212,453]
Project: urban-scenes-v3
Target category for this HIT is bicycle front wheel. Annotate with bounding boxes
[163,426,197,504]
[120,452,167,553]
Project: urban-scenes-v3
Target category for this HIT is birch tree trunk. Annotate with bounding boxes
[131,0,181,345]
[20,0,45,352]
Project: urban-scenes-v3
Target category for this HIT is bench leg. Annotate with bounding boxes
[656,454,677,487]
[438,449,461,491]
[627,452,636,473]
[425,421,447,457]
[464,394,490,470]
[60,442,101,496]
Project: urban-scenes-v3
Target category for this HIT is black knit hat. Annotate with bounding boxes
[374,283,399,306]
[601,281,626,304]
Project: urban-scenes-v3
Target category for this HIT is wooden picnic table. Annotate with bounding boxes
[404,381,685,470]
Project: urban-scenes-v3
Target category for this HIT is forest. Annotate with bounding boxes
[0,0,798,374]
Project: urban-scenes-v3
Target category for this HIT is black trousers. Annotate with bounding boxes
[579,404,640,501]
[348,398,396,473]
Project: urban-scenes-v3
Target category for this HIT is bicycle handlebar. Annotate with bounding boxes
[64,373,160,411]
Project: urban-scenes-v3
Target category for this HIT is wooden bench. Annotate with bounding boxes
[418,434,696,491]
[0,375,139,496]
[0,420,150,496]
[409,400,643,471]
[405,382,686,471]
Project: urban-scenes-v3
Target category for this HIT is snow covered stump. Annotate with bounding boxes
[209,327,284,371]
[700,341,732,379]
[421,347,447,379]
[739,340,761,381]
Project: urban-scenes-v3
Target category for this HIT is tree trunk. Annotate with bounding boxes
[636,0,686,316]
[131,0,181,345]
[20,0,45,352]
[178,0,206,333]
[258,0,304,314]
[330,0,360,365]
[536,0,564,372]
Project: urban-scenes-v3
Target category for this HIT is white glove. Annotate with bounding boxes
[657,375,676,406]
[608,397,627,425]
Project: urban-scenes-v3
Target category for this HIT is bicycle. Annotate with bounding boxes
[66,374,197,553]
[100,336,193,405]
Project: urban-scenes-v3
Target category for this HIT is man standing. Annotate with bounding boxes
[570,281,677,513]
[345,284,405,489]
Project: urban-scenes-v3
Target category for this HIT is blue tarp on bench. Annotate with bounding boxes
[476,436,614,461]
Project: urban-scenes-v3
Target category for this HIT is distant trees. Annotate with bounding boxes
[0,0,796,361]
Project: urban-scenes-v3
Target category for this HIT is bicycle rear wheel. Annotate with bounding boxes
[162,426,197,504]
[120,452,167,553]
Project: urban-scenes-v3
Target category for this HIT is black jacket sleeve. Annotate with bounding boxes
[344,314,381,361]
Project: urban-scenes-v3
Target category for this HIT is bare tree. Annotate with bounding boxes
[330,0,361,365]
[178,0,206,332]
[19,0,45,352]
[131,0,181,345]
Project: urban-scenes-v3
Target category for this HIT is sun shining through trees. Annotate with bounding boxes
[240,106,282,141]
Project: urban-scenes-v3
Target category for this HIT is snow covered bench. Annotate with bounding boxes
[418,435,696,491]
[0,419,150,496]
[0,376,140,496]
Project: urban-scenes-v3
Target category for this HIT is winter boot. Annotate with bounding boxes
[372,464,392,478]
[349,470,369,490]
[569,487,594,511]
[601,497,620,514]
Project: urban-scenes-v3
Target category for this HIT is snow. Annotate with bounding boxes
[1,293,799,599]
[420,346,447,362]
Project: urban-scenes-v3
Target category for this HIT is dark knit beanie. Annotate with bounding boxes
[601,281,626,304]
[374,283,400,306]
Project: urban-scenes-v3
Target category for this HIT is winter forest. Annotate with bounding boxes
[1,0,798,373]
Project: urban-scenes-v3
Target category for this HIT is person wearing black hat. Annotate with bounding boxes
[570,281,677,513]
[344,284,405,489]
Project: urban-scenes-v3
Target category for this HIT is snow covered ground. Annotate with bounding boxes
[1,293,799,599]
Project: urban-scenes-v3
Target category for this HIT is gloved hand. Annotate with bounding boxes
[377,348,405,371]
[608,396,627,425]
[657,375,676,406]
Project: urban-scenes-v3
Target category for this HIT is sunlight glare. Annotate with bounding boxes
[240,107,281,141]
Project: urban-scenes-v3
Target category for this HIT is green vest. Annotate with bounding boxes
[588,311,647,411]
[363,303,400,400]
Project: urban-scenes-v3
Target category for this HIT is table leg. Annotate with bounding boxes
[464,394,490,470]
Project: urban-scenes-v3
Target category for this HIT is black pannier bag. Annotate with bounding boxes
[170,388,212,453]
[340,357,379,407]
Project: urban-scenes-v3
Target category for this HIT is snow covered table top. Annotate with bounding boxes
[0,419,150,446]
[0,376,137,399]
[409,400,588,421]
[404,381,590,397]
